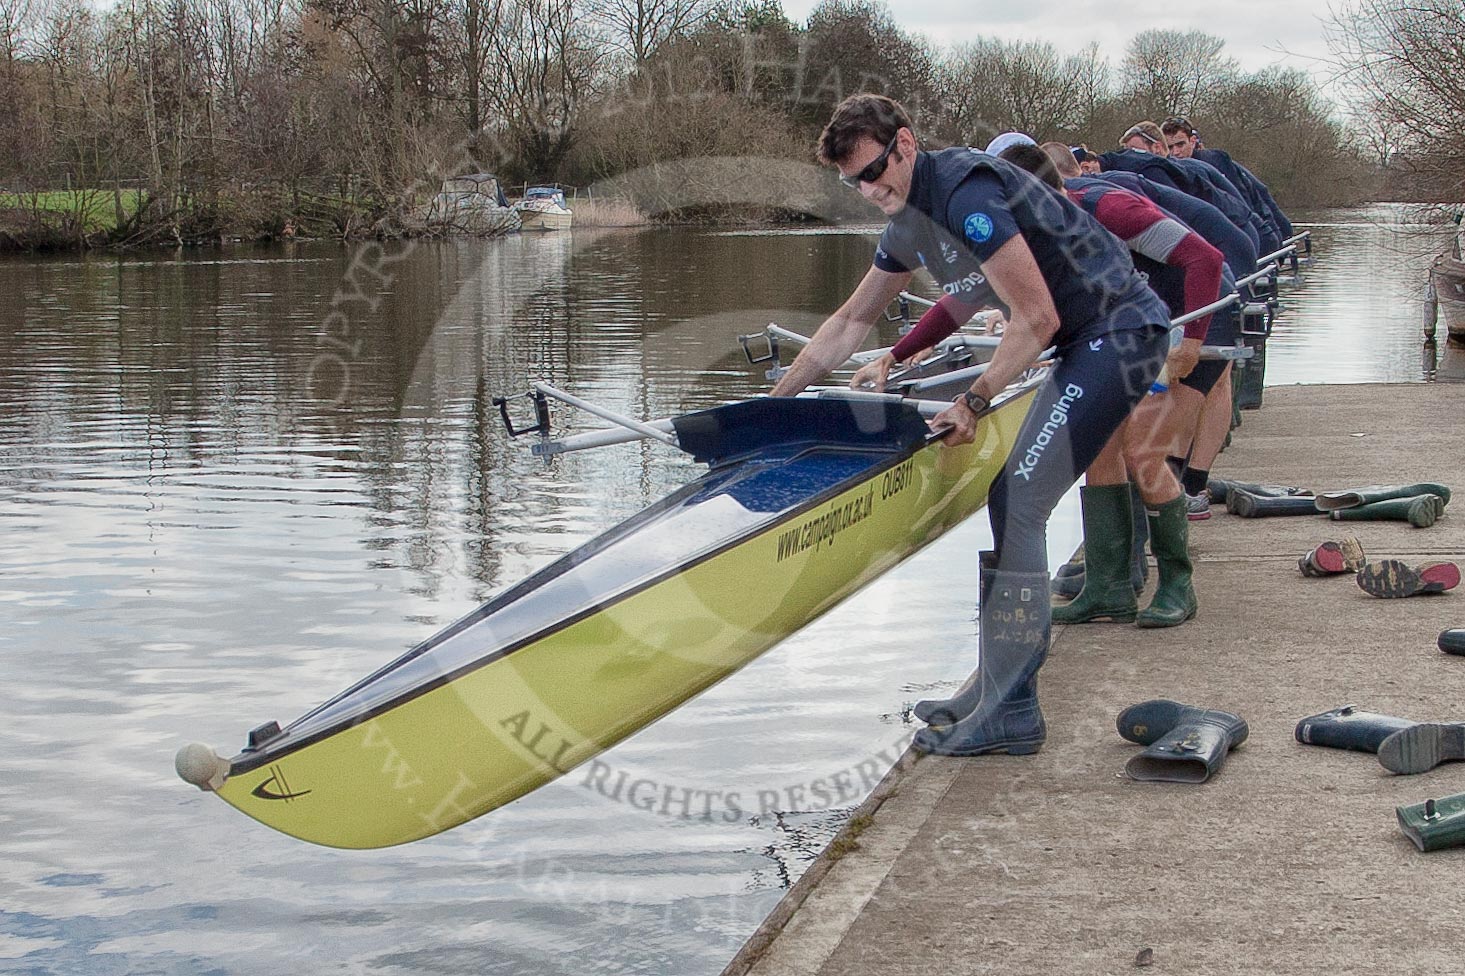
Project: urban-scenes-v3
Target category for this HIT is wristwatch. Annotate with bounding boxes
[956,390,990,415]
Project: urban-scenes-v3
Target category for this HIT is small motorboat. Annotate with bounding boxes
[516,186,573,231]
[422,173,520,235]
[1431,253,1465,343]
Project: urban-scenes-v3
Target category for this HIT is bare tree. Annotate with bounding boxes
[1122,29,1236,116]
[587,0,712,67]
[1326,0,1465,200]
[485,0,603,179]
[800,0,935,132]
[938,38,1089,145]
[0,0,34,64]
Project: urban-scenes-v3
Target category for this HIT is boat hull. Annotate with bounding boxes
[1433,255,1465,342]
[517,208,572,231]
[207,392,1035,848]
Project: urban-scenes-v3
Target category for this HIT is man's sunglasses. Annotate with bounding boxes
[839,133,900,189]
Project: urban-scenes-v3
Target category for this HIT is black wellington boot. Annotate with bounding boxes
[913,562,1049,757]
[1295,705,1415,753]
[1441,629,1465,656]
[1206,478,1310,507]
[913,553,997,726]
[1051,544,1085,599]
[1226,487,1322,518]
[1116,699,1248,783]
[1236,338,1266,410]
[1379,722,1465,775]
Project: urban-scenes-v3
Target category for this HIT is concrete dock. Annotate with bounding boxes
[724,382,1465,976]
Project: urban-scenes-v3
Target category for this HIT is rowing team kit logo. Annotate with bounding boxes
[1014,382,1086,481]
[251,764,311,802]
[964,212,994,244]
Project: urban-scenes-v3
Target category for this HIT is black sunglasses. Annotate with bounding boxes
[839,133,900,189]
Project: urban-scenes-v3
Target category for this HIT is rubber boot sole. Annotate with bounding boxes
[1378,723,1465,774]
[912,728,1045,757]
[1331,494,1445,528]
[1052,602,1137,624]
[1135,601,1198,628]
[1357,560,1461,598]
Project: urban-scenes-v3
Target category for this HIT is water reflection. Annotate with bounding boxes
[0,204,1455,976]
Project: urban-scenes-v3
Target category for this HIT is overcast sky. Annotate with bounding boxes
[781,0,1341,81]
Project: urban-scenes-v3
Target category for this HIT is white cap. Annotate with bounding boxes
[984,132,1037,156]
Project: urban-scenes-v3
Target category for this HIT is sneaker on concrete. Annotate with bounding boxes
[1185,490,1212,521]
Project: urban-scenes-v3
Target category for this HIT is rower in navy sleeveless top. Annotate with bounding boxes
[770,97,1170,759]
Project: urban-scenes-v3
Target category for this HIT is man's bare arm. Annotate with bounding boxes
[929,236,1061,445]
[769,266,912,396]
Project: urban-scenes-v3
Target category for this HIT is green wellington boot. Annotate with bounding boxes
[1314,483,1451,512]
[1330,495,1445,528]
[1136,496,1197,628]
[1051,486,1149,600]
[1397,793,1465,852]
[1052,543,1086,598]
[1117,699,1249,783]
[1052,484,1137,624]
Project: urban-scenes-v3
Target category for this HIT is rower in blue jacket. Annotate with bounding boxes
[1162,116,1294,241]
[1102,123,1270,252]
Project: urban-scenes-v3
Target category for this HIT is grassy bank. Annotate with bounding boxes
[0,185,662,251]
[0,189,143,232]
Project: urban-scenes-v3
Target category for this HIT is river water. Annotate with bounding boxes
[0,205,1456,976]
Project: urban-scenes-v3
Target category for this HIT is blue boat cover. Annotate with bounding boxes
[672,398,930,467]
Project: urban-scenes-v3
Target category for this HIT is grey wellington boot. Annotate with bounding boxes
[1053,484,1138,624]
[1117,699,1248,783]
[1295,705,1415,754]
[913,553,997,726]
[914,562,1049,757]
[1379,722,1465,775]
